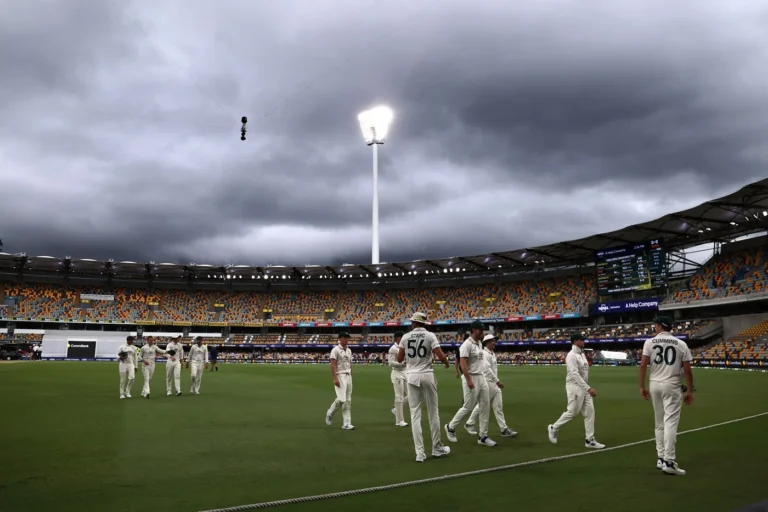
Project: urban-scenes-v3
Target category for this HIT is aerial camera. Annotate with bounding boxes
[240,116,247,141]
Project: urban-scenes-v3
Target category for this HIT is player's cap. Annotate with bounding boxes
[655,316,673,330]
[482,333,497,345]
[470,320,485,330]
[338,331,350,339]
[570,333,585,342]
[394,330,405,338]
[410,312,428,324]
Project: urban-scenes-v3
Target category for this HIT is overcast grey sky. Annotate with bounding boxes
[1,0,766,266]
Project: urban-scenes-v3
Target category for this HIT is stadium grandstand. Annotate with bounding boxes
[1,178,768,369]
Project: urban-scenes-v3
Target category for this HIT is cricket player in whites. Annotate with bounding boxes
[117,335,138,399]
[465,333,517,438]
[139,336,167,398]
[445,321,496,447]
[548,333,605,449]
[388,331,408,427]
[165,336,184,396]
[397,312,452,462]
[639,316,694,476]
[325,332,354,430]
[186,337,208,395]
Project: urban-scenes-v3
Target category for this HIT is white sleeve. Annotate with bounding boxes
[566,353,590,391]
[482,352,498,383]
[330,347,339,360]
[459,341,470,358]
[429,332,441,350]
[682,344,692,363]
[641,340,653,359]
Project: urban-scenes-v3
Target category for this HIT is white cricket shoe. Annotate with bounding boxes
[444,424,458,443]
[125,394,132,398]
[396,421,409,427]
[662,461,686,475]
[432,444,451,458]
[500,429,518,438]
[585,438,605,450]
[478,436,497,447]
[416,453,427,463]
[548,425,558,444]
[464,423,478,435]
[656,458,664,470]
[120,394,126,400]
[341,424,355,430]
[325,414,332,426]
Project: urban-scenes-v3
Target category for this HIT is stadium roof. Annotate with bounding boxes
[0,178,767,282]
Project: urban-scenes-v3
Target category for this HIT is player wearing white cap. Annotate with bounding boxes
[397,312,452,462]
[548,333,605,449]
[465,333,517,438]
[165,336,184,396]
[186,337,208,395]
[116,335,138,399]
[445,321,496,447]
[639,316,694,476]
[326,332,354,430]
[388,331,408,427]
[138,336,166,399]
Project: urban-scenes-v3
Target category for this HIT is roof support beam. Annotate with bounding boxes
[458,257,488,271]
[490,253,526,265]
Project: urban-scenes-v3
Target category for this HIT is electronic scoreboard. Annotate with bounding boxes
[595,240,666,294]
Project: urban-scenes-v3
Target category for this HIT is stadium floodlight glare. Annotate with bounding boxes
[357,105,394,265]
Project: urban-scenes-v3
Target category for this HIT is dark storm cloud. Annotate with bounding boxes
[1,0,767,265]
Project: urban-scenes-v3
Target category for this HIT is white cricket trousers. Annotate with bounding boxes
[166,362,182,394]
[119,364,135,396]
[407,372,442,458]
[327,373,353,426]
[468,382,507,431]
[190,362,204,393]
[141,363,155,395]
[650,381,683,461]
[448,374,490,437]
[391,371,407,424]
[552,384,595,440]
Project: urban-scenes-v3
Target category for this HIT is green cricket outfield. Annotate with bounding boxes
[1,363,766,512]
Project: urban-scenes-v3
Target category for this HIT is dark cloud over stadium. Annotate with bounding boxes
[1,0,766,266]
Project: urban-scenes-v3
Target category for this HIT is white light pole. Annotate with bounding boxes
[357,106,394,265]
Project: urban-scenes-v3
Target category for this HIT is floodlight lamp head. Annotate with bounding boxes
[358,106,393,145]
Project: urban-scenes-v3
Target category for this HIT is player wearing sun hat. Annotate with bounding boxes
[465,333,517,438]
[548,333,605,450]
[445,320,496,447]
[396,312,452,462]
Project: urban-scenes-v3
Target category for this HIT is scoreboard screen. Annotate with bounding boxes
[595,240,666,294]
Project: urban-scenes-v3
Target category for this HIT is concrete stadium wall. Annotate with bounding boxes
[722,314,768,339]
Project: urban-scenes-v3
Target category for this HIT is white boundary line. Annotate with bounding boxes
[198,411,768,512]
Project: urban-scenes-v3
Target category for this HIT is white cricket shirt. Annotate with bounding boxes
[388,343,406,376]
[117,344,137,368]
[642,332,692,385]
[399,328,440,373]
[188,344,208,364]
[459,337,485,375]
[564,345,591,392]
[330,345,352,374]
[139,344,165,364]
[165,341,184,363]
[481,348,500,384]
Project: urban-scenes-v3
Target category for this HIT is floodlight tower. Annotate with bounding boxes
[357,106,394,265]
